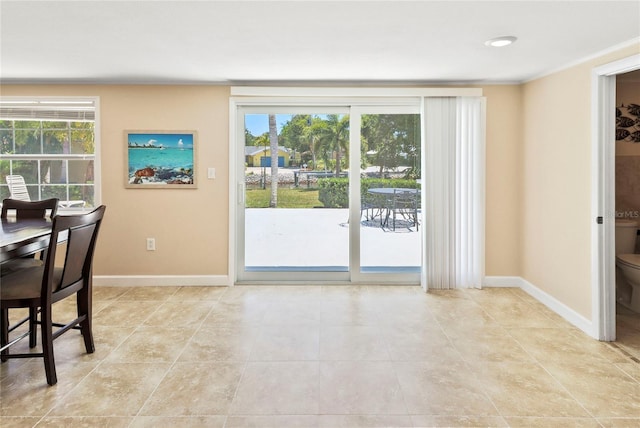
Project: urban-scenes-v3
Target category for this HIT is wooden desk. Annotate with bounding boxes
[1,218,52,263]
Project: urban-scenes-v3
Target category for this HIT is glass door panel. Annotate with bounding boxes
[359,113,421,272]
[241,111,350,276]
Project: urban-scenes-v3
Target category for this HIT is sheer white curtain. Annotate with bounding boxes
[421,97,486,290]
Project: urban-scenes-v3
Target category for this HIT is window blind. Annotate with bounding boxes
[0,99,95,121]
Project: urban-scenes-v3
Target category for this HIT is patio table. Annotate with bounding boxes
[367,188,419,231]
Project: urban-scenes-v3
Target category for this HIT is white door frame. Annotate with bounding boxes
[592,54,640,340]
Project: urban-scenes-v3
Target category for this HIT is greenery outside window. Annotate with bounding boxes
[0,98,97,209]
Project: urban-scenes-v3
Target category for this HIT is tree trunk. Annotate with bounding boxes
[269,114,278,208]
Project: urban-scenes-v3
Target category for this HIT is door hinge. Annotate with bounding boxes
[597,216,603,224]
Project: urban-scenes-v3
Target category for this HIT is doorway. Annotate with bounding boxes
[592,54,640,341]
[234,103,422,284]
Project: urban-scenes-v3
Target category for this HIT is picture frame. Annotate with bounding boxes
[125,130,197,188]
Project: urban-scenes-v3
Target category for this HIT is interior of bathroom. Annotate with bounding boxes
[615,69,640,355]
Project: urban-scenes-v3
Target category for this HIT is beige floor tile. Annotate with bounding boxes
[477,300,561,328]
[320,284,370,297]
[444,326,535,365]
[375,304,435,328]
[179,325,258,362]
[429,298,499,330]
[140,362,244,416]
[3,285,640,425]
[92,301,162,327]
[130,416,226,428]
[395,361,498,416]
[35,416,133,427]
[319,298,380,326]
[118,286,180,301]
[472,362,589,417]
[230,361,319,415]
[319,325,389,361]
[167,286,228,302]
[543,360,640,417]
[47,362,170,417]
[616,325,640,360]
[226,415,319,427]
[319,414,413,427]
[508,327,629,364]
[504,417,602,427]
[0,417,42,428]
[93,286,132,301]
[201,301,268,325]
[411,415,508,427]
[250,324,320,361]
[261,299,321,325]
[106,327,195,363]
[319,361,406,414]
[383,324,462,362]
[1,360,99,417]
[29,325,131,364]
[598,418,640,427]
[143,300,213,327]
[615,362,640,382]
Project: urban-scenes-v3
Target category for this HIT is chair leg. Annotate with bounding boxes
[77,286,94,354]
[29,307,38,348]
[40,305,57,386]
[1,308,8,362]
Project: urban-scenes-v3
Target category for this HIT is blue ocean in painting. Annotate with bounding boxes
[128,147,194,171]
[127,133,194,185]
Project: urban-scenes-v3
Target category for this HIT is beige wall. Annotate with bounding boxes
[483,85,523,276]
[0,83,523,280]
[1,85,231,276]
[521,44,640,319]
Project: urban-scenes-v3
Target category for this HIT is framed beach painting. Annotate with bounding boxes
[125,130,197,188]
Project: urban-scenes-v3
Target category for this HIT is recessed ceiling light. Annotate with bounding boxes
[485,36,517,47]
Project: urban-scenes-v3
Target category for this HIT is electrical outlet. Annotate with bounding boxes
[146,238,156,251]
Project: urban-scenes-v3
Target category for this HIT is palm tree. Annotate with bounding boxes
[316,114,349,175]
[268,114,278,208]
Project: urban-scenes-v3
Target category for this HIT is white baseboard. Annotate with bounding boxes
[482,276,522,287]
[93,275,230,287]
[497,276,595,338]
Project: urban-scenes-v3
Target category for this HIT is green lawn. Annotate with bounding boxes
[245,188,323,208]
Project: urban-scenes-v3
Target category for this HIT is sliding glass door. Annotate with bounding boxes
[235,102,421,283]
[354,108,421,275]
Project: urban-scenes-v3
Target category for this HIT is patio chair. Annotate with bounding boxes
[0,205,106,385]
[386,189,419,231]
[5,175,31,201]
[5,175,85,208]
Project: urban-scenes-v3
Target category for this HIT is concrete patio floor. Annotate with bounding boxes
[244,208,421,268]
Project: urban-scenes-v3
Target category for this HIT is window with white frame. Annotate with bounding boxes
[0,98,98,209]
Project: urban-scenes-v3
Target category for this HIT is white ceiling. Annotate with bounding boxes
[1,0,639,85]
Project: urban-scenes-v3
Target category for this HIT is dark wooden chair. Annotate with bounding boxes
[0,205,106,385]
[1,197,59,220]
[1,198,59,350]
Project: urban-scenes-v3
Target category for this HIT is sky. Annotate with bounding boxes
[128,133,194,149]
[244,114,292,136]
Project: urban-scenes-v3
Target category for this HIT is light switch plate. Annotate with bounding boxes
[208,167,216,179]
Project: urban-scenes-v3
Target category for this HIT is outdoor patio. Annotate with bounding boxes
[244,208,421,268]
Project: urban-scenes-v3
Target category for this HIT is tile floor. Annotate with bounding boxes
[1,285,639,428]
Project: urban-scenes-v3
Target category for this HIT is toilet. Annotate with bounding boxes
[615,219,640,312]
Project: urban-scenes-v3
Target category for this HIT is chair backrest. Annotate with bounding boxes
[42,205,106,299]
[5,175,31,201]
[1,198,59,219]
